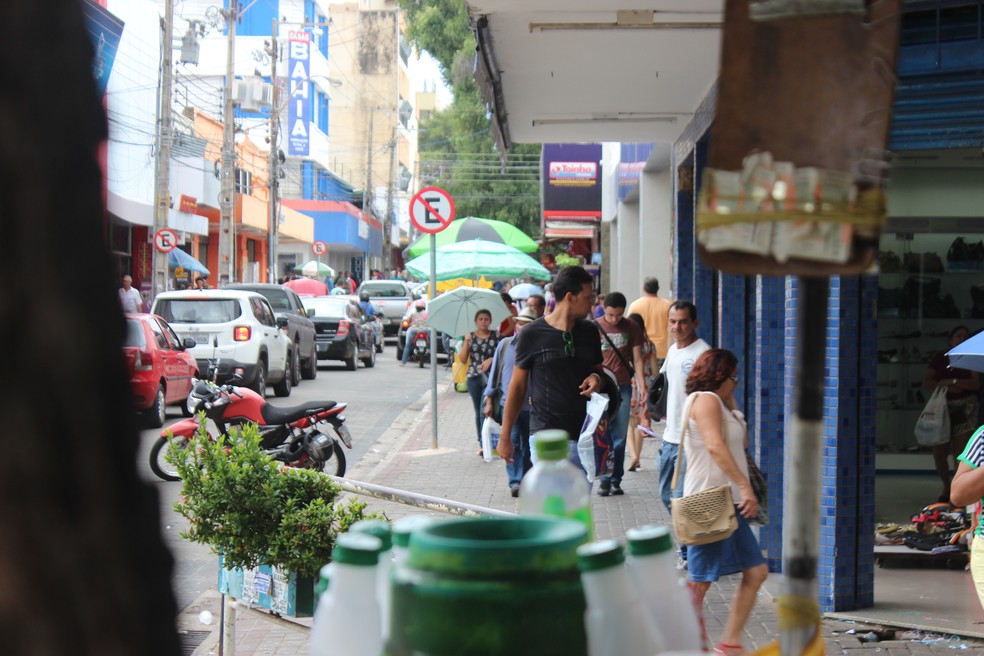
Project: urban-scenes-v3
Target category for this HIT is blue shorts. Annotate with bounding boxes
[686,511,766,583]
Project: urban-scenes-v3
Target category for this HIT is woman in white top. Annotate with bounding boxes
[682,348,768,656]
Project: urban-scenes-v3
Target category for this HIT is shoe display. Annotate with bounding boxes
[611,483,624,496]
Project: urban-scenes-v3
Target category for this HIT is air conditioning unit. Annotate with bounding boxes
[258,83,274,108]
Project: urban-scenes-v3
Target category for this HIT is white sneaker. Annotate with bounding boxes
[675,556,688,570]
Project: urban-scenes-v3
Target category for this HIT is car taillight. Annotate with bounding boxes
[135,350,153,371]
[336,320,350,337]
[234,326,251,341]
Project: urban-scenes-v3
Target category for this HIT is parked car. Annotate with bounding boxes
[396,303,451,361]
[301,296,377,370]
[124,313,200,428]
[337,293,386,353]
[224,283,318,384]
[355,280,414,336]
[152,289,293,398]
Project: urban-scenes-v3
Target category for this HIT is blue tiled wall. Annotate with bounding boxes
[675,186,694,304]
[718,272,747,408]
[692,142,716,330]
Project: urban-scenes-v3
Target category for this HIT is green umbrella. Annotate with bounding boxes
[405,239,550,282]
[403,217,538,259]
[293,260,335,278]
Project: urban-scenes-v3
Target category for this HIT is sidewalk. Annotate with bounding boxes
[185,375,984,655]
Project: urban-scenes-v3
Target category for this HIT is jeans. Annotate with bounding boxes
[600,384,634,487]
[466,375,486,444]
[657,440,686,513]
[401,328,428,364]
[505,410,532,487]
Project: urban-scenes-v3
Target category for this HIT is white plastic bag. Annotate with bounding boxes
[577,393,610,483]
[914,386,951,447]
[482,416,502,462]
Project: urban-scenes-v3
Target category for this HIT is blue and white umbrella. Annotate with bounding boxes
[508,282,544,300]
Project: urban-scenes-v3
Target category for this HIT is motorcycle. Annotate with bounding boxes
[412,328,430,368]
[150,372,352,481]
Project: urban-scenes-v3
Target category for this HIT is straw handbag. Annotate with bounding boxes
[670,393,738,547]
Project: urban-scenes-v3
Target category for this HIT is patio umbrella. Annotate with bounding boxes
[405,239,550,283]
[426,286,512,338]
[508,282,544,300]
[168,248,209,275]
[946,333,984,373]
[403,217,538,259]
[294,260,335,279]
[284,278,327,297]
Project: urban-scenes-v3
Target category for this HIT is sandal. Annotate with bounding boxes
[476,448,484,457]
[714,643,745,656]
[627,459,640,472]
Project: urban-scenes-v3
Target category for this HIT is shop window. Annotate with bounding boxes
[235,168,253,196]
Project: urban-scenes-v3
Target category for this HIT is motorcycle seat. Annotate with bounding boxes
[261,401,336,425]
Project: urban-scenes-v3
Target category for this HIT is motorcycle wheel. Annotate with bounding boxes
[324,440,347,476]
[417,351,425,368]
[150,435,189,481]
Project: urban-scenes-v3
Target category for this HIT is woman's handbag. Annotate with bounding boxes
[746,451,769,526]
[670,393,739,546]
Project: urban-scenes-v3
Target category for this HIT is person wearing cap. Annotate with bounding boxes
[399,300,429,367]
[483,307,537,496]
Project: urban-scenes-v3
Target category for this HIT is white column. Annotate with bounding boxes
[615,202,640,295]
[638,168,673,297]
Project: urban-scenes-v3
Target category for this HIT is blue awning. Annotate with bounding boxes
[168,248,209,275]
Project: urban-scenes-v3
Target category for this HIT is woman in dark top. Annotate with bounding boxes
[922,325,981,502]
[460,310,499,455]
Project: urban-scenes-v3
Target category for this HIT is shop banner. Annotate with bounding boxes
[542,143,603,217]
[287,31,311,157]
[82,0,124,96]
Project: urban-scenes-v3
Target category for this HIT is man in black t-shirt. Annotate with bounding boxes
[498,266,603,469]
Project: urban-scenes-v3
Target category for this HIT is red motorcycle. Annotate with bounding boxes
[150,375,352,481]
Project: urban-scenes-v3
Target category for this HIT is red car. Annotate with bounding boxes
[124,313,199,427]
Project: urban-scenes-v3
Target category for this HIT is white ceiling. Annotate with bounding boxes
[467,1,724,145]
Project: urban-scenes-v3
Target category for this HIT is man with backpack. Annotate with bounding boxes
[594,292,649,497]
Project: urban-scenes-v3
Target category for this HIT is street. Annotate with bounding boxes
[137,340,447,611]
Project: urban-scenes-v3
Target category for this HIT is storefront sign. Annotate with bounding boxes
[179,194,197,214]
[82,0,124,96]
[287,32,311,157]
[548,162,597,187]
[542,144,603,224]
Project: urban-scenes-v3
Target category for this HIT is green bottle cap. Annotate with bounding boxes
[332,533,382,566]
[534,430,570,460]
[625,524,674,556]
[350,519,393,551]
[392,515,435,549]
[576,540,625,572]
[315,564,332,596]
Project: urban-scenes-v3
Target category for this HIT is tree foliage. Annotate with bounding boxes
[398,0,542,239]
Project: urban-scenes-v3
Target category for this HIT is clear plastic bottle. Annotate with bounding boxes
[350,519,394,643]
[625,524,703,652]
[519,429,592,537]
[310,533,383,656]
[577,540,664,656]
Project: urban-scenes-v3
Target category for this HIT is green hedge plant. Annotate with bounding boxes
[169,423,382,578]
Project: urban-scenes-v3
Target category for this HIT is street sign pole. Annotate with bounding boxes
[430,234,438,449]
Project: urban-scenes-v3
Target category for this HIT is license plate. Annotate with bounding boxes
[416,339,428,348]
[334,423,353,448]
[188,334,210,344]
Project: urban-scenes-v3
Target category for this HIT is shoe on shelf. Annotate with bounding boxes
[611,483,624,496]
[597,482,611,497]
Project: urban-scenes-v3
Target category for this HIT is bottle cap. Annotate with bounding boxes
[533,430,570,461]
[576,539,625,572]
[350,519,393,551]
[332,533,382,566]
[392,515,435,549]
[625,524,674,556]
[316,564,332,596]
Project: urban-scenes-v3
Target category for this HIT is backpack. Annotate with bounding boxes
[647,372,667,420]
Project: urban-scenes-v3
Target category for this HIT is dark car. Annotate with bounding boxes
[301,297,377,370]
[124,313,199,427]
[225,283,318,384]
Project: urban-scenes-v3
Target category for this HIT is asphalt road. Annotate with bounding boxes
[135,339,447,611]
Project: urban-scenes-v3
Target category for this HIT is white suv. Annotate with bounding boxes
[152,289,293,397]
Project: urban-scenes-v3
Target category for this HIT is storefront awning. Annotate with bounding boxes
[544,224,596,239]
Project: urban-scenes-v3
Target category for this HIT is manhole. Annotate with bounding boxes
[179,630,212,655]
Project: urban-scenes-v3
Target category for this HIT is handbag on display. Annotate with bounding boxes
[670,393,739,547]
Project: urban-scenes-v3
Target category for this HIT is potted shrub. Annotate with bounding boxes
[169,424,382,616]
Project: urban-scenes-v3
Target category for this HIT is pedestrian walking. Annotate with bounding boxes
[497,292,518,338]
[627,277,673,364]
[626,312,656,472]
[681,348,768,656]
[119,274,142,313]
[526,294,546,318]
[592,293,606,319]
[484,307,537,496]
[460,310,499,455]
[593,292,648,497]
[498,266,604,469]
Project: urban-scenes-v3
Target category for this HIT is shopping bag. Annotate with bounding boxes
[914,386,950,447]
[452,360,468,393]
[577,393,613,483]
[481,416,501,462]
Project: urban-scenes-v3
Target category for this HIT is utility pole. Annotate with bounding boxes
[384,125,397,273]
[218,1,238,286]
[365,109,375,221]
[267,18,279,284]
[152,0,175,298]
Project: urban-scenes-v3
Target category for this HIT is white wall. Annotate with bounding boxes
[637,168,674,300]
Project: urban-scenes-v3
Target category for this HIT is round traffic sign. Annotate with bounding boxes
[154,228,179,253]
[409,186,455,234]
[312,240,328,256]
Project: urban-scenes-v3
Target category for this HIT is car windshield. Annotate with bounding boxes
[155,299,242,324]
[124,319,146,347]
[254,288,291,311]
[359,283,407,298]
[302,298,349,319]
